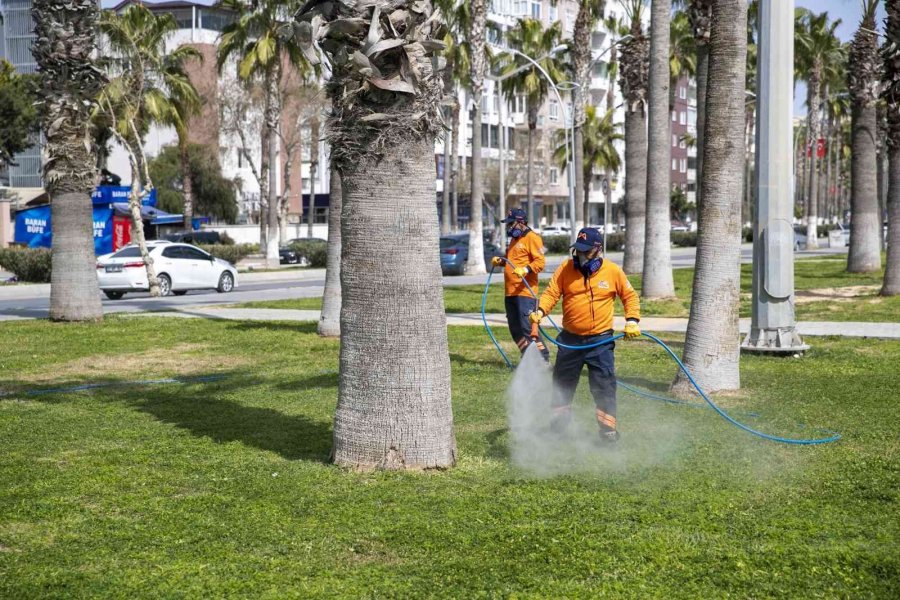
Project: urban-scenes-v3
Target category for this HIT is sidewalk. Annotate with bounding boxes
[126,307,900,339]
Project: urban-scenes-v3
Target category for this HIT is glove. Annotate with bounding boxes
[513,266,529,278]
[529,309,545,324]
[624,320,641,339]
[491,257,505,267]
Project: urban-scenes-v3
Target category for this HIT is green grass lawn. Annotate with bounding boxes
[236,255,897,322]
[1,317,898,597]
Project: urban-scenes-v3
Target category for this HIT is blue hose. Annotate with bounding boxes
[481,261,840,445]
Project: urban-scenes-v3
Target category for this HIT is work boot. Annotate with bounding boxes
[598,429,620,445]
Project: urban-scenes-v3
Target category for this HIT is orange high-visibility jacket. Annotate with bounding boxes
[504,230,546,297]
[538,258,641,335]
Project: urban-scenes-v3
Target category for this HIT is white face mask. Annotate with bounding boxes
[576,250,590,263]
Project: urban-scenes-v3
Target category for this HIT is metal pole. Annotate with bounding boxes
[742,0,809,355]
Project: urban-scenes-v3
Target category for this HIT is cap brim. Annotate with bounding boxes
[571,241,595,251]
[501,217,515,224]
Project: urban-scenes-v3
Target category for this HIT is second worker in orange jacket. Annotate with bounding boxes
[530,227,641,444]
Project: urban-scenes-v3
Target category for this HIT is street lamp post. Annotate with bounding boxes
[741,0,809,355]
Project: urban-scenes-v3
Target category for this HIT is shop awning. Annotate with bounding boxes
[112,203,183,225]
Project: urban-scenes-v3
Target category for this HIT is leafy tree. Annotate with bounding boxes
[0,60,38,170]
[149,144,238,223]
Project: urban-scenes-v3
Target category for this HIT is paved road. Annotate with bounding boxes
[0,243,848,321]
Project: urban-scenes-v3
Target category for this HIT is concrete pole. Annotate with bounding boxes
[742,0,809,355]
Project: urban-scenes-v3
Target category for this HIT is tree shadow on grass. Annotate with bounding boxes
[225,321,320,334]
[7,371,333,463]
[449,353,512,370]
[485,427,510,460]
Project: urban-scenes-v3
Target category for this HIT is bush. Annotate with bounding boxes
[604,233,625,252]
[218,231,236,246]
[0,247,52,282]
[743,227,754,242]
[288,240,328,268]
[817,224,836,238]
[541,232,625,254]
[198,243,258,265]
[671,231,698,247]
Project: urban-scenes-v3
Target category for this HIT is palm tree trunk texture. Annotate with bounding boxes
[465,0,487,275]
[127,158,160,297]
[824,122,833,222]
[450,101,460,231]
[259,114,270,249]
[333,137,456,469]
[694,43,709,209]
[673,0,746,395]
[308,119,320,238]
[883,146,900,295]
[181,143,194,230]
[575,127,587,228]
[318,164,342,335]
[441,107,452,235]
[571,0,593,230]
[848,102,883,272]
[642,0,675,298]
[264,65,281,267]
[806,73,821,249]
[34,0,103,321]
[623,105,647,274]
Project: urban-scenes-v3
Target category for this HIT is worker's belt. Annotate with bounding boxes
[561,329,614,340]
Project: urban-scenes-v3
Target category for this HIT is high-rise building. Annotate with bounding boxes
[0,0,42,189]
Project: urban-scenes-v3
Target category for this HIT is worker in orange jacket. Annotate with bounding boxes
[529,227,641,443]
[491,208,549,361]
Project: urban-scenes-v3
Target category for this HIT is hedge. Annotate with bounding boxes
[0,247,52,283]
[288,240,327,268]
[197,243,259,265]
[542,232,626,254]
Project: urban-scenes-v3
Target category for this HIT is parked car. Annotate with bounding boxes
[164,230,222,245]
[96,242,238,299]
[540,225,571,236]
[440,233,504,275]
[279,247,302,265]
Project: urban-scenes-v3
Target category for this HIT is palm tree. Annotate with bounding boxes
[572,1,606,230]
[464,0,488,275]
[796,9,843,249]
[32,0,104,321]
[168,66,204,232]
[318,163,342,336]
[218,0,309,268]
[642,0,675,298]
[498,18,565,228]
[98,4,202,297]
[881,0,900,296]
[295,1,456,469]
[847,0,883,273]
[686,0,713,208]
[669,10,696,107]
[618,0,649,274]
[553,105,623,214]
[673,0,746,394]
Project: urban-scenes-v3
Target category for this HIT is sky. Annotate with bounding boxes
[793,0,888,116]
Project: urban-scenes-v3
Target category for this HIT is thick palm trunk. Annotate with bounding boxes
[571,0,593,230]
[465,0,487,275]
[319,165,342,335]
[806,73,821,249]
[673,0,746,394]
[34,0,104,321]
[181,143,194,230]
[526,120,535,224]
[623,106,647,274]
[333,138,456,469]
[848,102,882,272]
[695,44,709,208]
[642,0,675,298]
[450,100,460,231]
[883,147,900,295]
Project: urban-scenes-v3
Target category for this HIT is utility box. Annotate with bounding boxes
[828,230,843,248]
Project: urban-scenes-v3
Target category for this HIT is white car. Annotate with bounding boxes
[541,225,571,236]
[96,241,238,300]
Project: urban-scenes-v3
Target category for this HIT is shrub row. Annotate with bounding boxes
[0,247,52,283]
[197,243,259,265]
[288,240,327,268]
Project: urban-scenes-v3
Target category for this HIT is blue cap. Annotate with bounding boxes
[501,208,527,224]
[571,227,603,252]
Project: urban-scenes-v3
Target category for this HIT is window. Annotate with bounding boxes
[514,94,526,114]
[549,4,557,21]
[679,138,686,149]
[680,111,686,125]
[302,177,311,191]
[550,167,559,185]
[171,9,193,30]
[672,110,677,122]
[566,9,575,32]
[672,134,677,147]
[680,159,687,173]
[112,247,149,258]
[672,159,677,171]
[549,100,559,120]
[161,247,183,259]
[680,86,687,100]
[531,1,541,19]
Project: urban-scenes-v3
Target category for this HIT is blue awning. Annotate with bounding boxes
[112,203,183,225]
